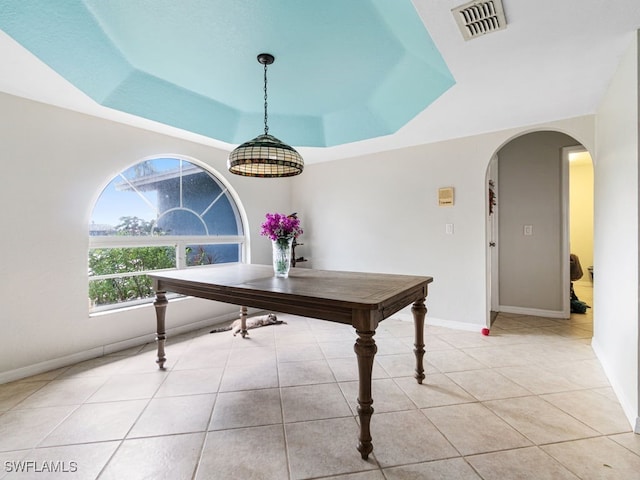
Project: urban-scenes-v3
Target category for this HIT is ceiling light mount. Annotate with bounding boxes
[257,53,274,66]
[228,52,304,178]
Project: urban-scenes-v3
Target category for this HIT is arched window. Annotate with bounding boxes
[89,156,245,311]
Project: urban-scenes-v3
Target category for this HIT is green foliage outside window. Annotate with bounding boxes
[113,216,160,236]
[88,216,174,307]
[185,245,219,266]
[88,246,176,306]
[88,217,227,307]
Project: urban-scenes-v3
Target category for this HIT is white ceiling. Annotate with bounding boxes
[1,0,639,165]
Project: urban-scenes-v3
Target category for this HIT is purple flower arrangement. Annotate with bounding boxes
[260,213,303,241]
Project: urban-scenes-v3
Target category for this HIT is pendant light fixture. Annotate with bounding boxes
[228,53,304,177]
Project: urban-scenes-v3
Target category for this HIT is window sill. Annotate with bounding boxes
[88,293,184,317]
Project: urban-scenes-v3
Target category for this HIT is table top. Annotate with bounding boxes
[150,264,432,325]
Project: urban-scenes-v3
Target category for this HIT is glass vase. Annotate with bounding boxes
[272,237,293,278]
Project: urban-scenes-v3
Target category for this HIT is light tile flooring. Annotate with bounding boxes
[1,284,639,479]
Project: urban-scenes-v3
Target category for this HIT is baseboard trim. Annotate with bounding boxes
[498,305,568,319]
[0,310,245,385]
[392,312,483,333]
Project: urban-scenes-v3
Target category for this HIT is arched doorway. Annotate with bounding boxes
[487,131,593,323]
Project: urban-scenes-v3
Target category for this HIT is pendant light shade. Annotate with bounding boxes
[228,133,304,177]
[228,54,304,177]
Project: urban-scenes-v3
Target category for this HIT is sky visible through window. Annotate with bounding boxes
[91,183,156,227]
[91,158,183,228]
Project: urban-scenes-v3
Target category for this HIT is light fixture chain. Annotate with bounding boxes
[263,62,269,135]
[227,52,303,177]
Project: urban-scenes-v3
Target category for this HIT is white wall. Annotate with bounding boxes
[593,31,639,431]
[0,92,293,381]
[292,118,595,330]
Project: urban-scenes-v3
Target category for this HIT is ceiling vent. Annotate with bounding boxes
[452,0,507,40]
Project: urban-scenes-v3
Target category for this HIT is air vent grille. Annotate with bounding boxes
[452,0,507,40]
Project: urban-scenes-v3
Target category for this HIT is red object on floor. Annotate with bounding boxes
[481,328,490,336]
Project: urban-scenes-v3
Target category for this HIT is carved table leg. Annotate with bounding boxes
[154,291,168,369]
[412,298,427,384]
[239,305,248,338]
[354,329,377,459]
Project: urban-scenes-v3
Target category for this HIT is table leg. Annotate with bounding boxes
[412,298,427,384]
[154,291,168,369]
[239,305,248,338]
[354,329,377,459]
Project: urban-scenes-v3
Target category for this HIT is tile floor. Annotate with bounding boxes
[1,284,639,479]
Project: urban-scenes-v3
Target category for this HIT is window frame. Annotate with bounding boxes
[88,155,249,313]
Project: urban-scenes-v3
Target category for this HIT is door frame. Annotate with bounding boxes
[486,155,499,325]
[561,145,589,318]
[562,145,592,318]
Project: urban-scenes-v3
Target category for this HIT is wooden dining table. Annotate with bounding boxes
[150,263,433,459]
